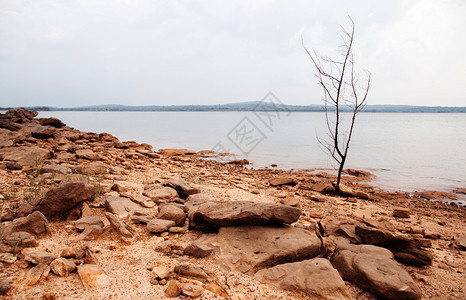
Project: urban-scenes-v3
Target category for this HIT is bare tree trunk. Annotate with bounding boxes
[303,17,371,194]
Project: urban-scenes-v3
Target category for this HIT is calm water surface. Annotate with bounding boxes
[38,111,466,202]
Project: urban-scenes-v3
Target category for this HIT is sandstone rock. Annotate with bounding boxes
[0,253,16,264]
[37,181,95,217]
[0,278,13,295]
[355,225,433,266]
[393,207,410,218]
[456,236,466,250]
[280,197,299,206]
[204,282,229,297]
[22,248,57,265]
[269,177,297,187]
[164,178,200,199]
[39,164,70,175]
[151,266,172,280]
[75,149,97,160]
[0,146,51,167]
[22,263,50,287]
[105,196,148,219]
[50,257,76,277]
[147,219,176,233]
[255,258,351,299]
[2,211,49,237]
[60,246,86,259]
[143,186,178,203]
[73,216,104,232]
[325,220,362,244]
[130,214,154,224]
[174,264,210,282]
[27,124,56,139]
[165,279,182,297]
[158,204,186,226]
[188,201,301,227]
[183,240,213,258]
[2,231,38,248]
[4,161,22,170]
[37,117,65,128]
[331,243,422,300]
[77,264,110,289]
[159,149,197,156]
[205,225,321,273]
[310,182,335,193]
[181,284,204,297]
[3,107,37,122]
[105,212,135,238]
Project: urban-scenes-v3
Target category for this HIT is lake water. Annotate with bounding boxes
[37,111,466,202]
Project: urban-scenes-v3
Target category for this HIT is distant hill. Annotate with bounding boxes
[1,102,466,113]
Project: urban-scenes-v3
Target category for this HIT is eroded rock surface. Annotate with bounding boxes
[188,201,301,227]
[255,258,351,300]
[204,225,321,273]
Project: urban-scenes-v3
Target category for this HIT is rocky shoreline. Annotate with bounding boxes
[0,108,464,299]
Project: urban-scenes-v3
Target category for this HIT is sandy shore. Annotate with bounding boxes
[0,108,465,299]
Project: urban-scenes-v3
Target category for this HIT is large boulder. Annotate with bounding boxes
[204,225,321,273]
[0,146,51,167]
[188,200,301,227]
[36,181,95,217]
[355,225,433,266]
[331,241,422,300]
[2,211,49,237]
[255,258,351,299]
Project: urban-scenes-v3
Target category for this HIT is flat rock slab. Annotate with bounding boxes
[255,258,351,299]
[331,242,422,300]
[269,177,297,187]
[105,196,148,219]
[77,264,110,289]
[204,225,321,273]
[189,200,301,227]
[22,248,57,265]
[0,146,51,167]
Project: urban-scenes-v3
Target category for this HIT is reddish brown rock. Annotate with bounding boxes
[255,258,351,299]
[50,257,76,277]
[159,149,196,156]
[269,177,297,187]
[158,204,186,226]
[36,181,95,217]
[393,207,410,218]
[165,279,182,297]
[331,243,422,300]
[2,211,49,237]
[77,264,110,289]
[204,225,321,273]
[0,146,51,167]
[188,201,301,227]
[183,240,213,258]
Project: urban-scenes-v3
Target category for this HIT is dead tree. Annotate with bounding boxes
[303,17,371,193]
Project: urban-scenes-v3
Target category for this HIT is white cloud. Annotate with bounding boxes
[0,0,465,107]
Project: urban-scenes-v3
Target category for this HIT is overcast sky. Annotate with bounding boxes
[0,0,465,107]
